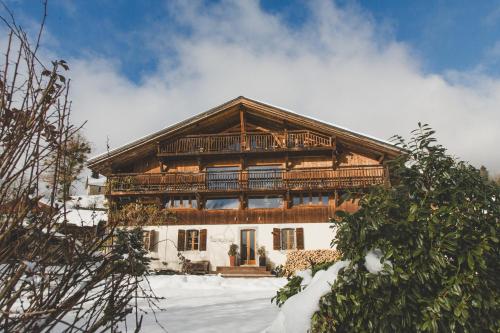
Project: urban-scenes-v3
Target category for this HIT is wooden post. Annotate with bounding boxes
[240,108,246,151]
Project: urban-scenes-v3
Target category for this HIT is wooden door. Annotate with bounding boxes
[240,229,256,265]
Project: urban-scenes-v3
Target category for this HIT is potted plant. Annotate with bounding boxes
[257,246,266,267]
[228,244,238,267]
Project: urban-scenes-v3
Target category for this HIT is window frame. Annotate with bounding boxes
[185,229,200,251]
[281,228,295,250]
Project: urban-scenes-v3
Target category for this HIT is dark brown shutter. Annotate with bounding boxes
[296,228,304,250]
[143,230,151,250]
[199,229,207,251]
[177,229,185,251]
[273,228,281,250]
[149,230,157,251]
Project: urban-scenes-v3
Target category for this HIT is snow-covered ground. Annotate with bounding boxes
[131,275,286,333]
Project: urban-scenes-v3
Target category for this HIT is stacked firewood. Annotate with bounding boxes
[283,249,341,275]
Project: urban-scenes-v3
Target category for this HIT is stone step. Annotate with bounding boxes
[220,273,275,278]
[216,266,268,274]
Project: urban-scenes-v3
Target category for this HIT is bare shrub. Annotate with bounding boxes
[0,3,162,332]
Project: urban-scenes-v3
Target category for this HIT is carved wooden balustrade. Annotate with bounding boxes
[158,130,333,155]
[107,165,387,195]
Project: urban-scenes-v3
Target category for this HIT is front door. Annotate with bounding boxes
[240,229,256,265]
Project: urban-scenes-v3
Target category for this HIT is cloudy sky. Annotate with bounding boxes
[6,0,500,174]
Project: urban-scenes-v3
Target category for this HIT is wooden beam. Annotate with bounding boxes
[240,108,246,150]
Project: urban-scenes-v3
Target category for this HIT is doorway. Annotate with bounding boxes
[240,229,256,265]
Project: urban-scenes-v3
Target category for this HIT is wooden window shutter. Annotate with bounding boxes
[199,229,207,251]
[143,230,151,250]
[296,228,304,250]
[177,229,186,251]
[273,228,281,250]
[149,230,157,251]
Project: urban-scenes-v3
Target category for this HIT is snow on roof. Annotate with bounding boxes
[57,208,107,227]
[87,176,107,187]
[39,195,108,227]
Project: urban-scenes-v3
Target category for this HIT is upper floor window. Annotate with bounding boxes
[165,196,198,209]
[248,196,283,209]
[248,165,282,190]
[206,166,240,190]
[292,193,329,206]
[205,197,240,209]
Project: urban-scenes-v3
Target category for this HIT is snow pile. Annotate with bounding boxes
[267,249,391,333]
[296,269,313,286]
[266,261,349,333]
[364,249,391,274]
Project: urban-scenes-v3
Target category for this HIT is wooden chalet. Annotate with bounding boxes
[88,96,401,273]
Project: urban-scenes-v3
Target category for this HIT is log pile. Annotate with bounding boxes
[283,249,341,275]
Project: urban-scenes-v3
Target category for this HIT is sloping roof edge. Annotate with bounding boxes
[87,96,402,168]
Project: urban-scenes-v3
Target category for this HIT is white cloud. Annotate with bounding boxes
[66,0,500,173]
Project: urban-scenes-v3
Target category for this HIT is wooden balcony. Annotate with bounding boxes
[158,130,333,156]
[107,165,386,195]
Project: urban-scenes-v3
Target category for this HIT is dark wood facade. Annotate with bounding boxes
[89,97,401,225]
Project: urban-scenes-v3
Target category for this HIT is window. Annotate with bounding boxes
[207,166,240,190]
[143,230,157,252]
[273,227,304,250]
[186,230,199,250]
[248,196,283,209]
[205,197,240,209]
[178,229,207,251]
[281,229,295,250]
[248,165,282,190]
[292,193,329,206]
[165,196,198,209]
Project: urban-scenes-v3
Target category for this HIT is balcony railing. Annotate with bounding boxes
[158,130,333,155]
[107,165,386,195]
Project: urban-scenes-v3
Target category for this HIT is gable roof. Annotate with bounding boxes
[87,96,403,173]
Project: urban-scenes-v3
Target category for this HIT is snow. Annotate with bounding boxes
[265,261,349,333]
[295,269,313,286]
[87,176,106,187]
[365,249,392,274]
[126,275,287,333]
[266,249,391,333]
[39,194,107,227]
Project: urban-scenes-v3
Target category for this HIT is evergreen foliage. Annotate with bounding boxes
[311,124,500,332]
[112,228,151,276]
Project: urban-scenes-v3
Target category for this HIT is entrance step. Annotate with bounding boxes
[216,266,274,277]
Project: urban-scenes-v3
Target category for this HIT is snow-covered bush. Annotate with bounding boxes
[310,124,500,332]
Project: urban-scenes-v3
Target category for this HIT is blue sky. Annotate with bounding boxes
[3,1,500,173]
[13,0,500,81]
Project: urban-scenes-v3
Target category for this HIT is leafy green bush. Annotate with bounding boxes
[272,261,338,307]
[311,261,336,276]
[272,275,304,307]
[312,124,500,332]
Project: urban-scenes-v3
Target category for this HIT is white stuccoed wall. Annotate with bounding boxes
[143,223,336,271]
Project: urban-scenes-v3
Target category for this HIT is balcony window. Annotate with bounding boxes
[248,165,282,190]
[165,196,198,209]
[292,193,329,206]
[206,166,240,190]
[205,197,240,209]
[248,196,283,209]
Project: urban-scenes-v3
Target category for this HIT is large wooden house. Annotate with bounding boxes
[87,96,401,272]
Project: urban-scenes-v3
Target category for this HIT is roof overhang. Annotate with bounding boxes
[87,96,404,174]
